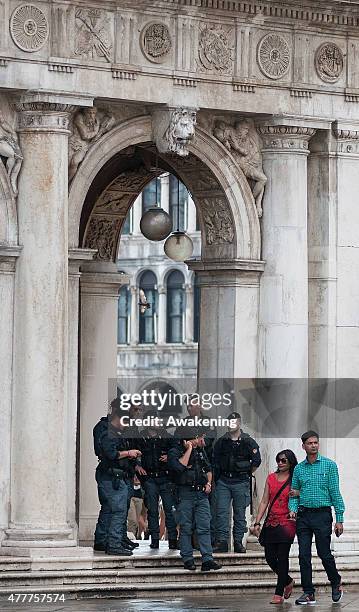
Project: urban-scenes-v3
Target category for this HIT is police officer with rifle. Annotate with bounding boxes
[168,429,222,572]
[213,412,261,553]
[93,397,142,556]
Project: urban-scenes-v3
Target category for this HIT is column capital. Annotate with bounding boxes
[333,121,359,156]
[16,90,94,134]
[0,245,22,274]
[80,261,130,297]
[187,258,265,287]
[258,123,316,154]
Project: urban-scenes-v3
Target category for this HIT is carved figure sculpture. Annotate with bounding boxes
[213,118,267,217]
[165,108,197,157]
[0,111,23,196]
[69,107,115,181]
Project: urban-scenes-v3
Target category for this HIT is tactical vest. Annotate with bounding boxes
[96,427,133,476]
[174,448,209,487]
[219,437,252,476]
[141,437,170,474]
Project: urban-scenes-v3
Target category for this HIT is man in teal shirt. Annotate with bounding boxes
[288,430,345,605]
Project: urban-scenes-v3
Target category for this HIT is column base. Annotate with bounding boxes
[0,528,77,557]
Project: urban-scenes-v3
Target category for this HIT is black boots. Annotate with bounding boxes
[201,560,222,572]
[168,539,178,549]
[234,540,246,553]
[213,541,228,553]
[150,538,160,549]
[184,559,196,570]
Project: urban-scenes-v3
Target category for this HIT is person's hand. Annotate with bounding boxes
[184,440,193,450]
[289,489,300,497]
[250,524,261,538]
[334,522,344,537]
[204,482,212,495]
[135,465,147,476]
[289,511,297,520]
[128,449,142,459]
[159,454,168,462]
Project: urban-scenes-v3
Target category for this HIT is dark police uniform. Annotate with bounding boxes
[168,442,214,564]
[93,416,137,552]
[214,430,261,548]
[138,429,177,546]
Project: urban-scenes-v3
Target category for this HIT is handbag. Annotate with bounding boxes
[258,478,290,546]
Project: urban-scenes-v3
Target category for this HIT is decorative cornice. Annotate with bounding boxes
[333,122,359,154]
[16,91,93,134]
[258,125,316,152]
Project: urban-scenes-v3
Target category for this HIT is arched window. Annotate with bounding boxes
[139,270,157,344]
[142,178,161,214]
[193,273,200,343]
[169,175,187,231]
[118,286,130,344]
[166,270,185,343]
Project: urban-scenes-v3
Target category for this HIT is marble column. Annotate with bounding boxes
[160,173,170,213]
[0,246,21,542]
[129,285,138,345]
[187,195,197,233]
[157,284,167,344]
[79,262,129,543]
[187,259,264,379]
[67,248,96,538]
[132,195,142,235]
[258,119,316,379]
[2,92,91,555]
[185,283,194,343]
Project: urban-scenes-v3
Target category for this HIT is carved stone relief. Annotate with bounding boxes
[213,118,267,217]
[74,8,112,62]
[198,25,233,73]
[10,4,49,52]
[0,110,23,196]
[315,42,344,83]
[153,107,197,157]
[257,33,291,80]
[200,197,235,245]
[84,217,119,260]
[140,22,172,63]
[93,169,152,214]
[258,125,316,151]
[69,106,115,182]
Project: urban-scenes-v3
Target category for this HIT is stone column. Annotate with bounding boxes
[2,92,91,555]
[79,262,129,543]
[187,195,197,233]
[185,283,194,343]
[132,195,142,235]
[0,247,21,541]
[67,248,96,538]
[187,259,264,379]
[157,285,167,344]
[129,285,138,345]
[257,119,316,379]
[160,173,170,213]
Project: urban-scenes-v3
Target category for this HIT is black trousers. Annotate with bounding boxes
[296,509,341,595]
[264,542,292,596]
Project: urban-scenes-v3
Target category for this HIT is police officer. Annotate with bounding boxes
[168,431,222,572]
[93,398,142,555]
[213,412,261,553]
[136,410,178,549]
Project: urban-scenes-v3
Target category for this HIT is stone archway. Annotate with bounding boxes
[69,113,265,542]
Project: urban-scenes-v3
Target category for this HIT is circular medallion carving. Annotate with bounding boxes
[10,4,48,52]
[257,33,291,80]
[140,22,171,63]
[315,42,344,83]
[199,27,233,73]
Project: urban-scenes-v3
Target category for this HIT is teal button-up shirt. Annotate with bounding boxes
[288,453,345,522]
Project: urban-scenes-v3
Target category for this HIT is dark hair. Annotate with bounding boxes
[301,430,319,443]
[275,449,298,479]
[110,397,122,418]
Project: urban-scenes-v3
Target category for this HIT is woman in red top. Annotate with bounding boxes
[251,449,298,604]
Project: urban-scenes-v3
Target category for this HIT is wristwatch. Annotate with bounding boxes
[254,522,261,527]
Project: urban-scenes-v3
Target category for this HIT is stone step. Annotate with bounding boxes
[0,575,359,600]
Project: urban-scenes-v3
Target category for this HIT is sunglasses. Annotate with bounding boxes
[277,457,289,464]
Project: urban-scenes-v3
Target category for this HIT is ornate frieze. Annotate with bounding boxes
[333,125,359,155]
[198,25,234,74]
[84,216,120,260]
[259,125,316,151]
[10,4,49,52]
[153,107,197,157]
[74,8,112,62]
[140,22,172,63]
[17,101,72,132]
[213,118,266,217]
[315,42,344,83]
[257,33,291,80]
[200,197,235,245]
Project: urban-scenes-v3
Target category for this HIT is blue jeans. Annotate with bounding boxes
[177,486,213,563]
[215,478,250,543]
[144,477,177,540]
[94,472,129,550]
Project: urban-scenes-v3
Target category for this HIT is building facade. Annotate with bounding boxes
[0,0,359,557]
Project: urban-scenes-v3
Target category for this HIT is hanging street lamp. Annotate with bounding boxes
[139,158,172,241]
[164,177,193,262]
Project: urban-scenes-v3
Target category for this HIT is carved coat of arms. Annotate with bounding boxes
[198,26,233,73]
[75,9,112,62]
[141,22,172,63]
